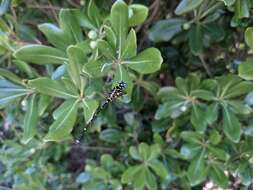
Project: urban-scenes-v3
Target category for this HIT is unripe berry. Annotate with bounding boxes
[183,23,191,30]
[88,30,97,39]
[180,105,187,112]
[89,41,97,49]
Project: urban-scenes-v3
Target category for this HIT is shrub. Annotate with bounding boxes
[1,0,253,189]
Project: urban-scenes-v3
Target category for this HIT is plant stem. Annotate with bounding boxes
[198,54,212,77]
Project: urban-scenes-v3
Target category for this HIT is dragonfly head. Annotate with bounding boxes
[118,81,127,88]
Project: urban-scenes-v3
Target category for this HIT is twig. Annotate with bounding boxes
[138,0,161,47]
[48,1,59,23]
[27,5,61,10]
[198,54,212,77]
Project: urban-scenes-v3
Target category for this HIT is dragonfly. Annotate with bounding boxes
[74,81,127,144]
[91,80,127,122]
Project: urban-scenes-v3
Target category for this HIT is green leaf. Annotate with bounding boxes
[83,58,104,78]
[53,100,74,120]
[132,166,146,190]
[225,81,253,98]
[245,27,253,50]
[99,128,124,144]
[228,100,251,115]
[180,131,203,144]
[59,9,83,43]
[44,99,79,141]
[222,106,241,143]
[206,103,219,125]
[175,0,204,15]
[209,129,221,145]
[121,165,141,183]
[82,98,99,124]
[14,45,67,65]
[97,40,115,59]
[87,0,102,27]
[29,77,78,99]
[0,79,30,108]
[38,95,51,116]
[238,58,253,80]
[123,48,163,74]
[155,100,185,120]
[128,4,148,27]
[180,143,202,160]
[104,25,117,49]
[188,24,203,54]
[66,45,85,89]
[144,168,157,190]
[148,18,186,42]
[0,68,23,85]
[149,160,168,179]
[138,143,150,161]
[210,163,229,189]
[149,144,161,160]
[238,163,251,186]
[190,104,207,132]
[122,29,137,59]
[187,149,207,186]
[111,0,128,57]
[38,23,72,50]
[191,89,215,101]
[13,60,36,78]
[129,146,142,161]
[207,145,230,161]
[21,94,39,144]
[175,77,189,94]
[235,0,250,19]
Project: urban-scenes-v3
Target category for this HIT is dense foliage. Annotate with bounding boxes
[1,0,253,189]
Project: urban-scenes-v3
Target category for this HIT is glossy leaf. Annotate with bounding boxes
[22,94,38,144]
[123,48,163,74]
[222,106,241,142]
[128,4,148,27]
[187,149,207,186]
[99,128,124,143]
[38,23,72,50]
[0,79,30,108]
[110,0,128,56]
[210,163,229,189]
[235,0,250,19]
[149,18,186,42]
[122,29,137,59]
[188,24,203,54]
[59,9,83,44]
[82,98,99,124]
[190,104,207,132]
[238,58,253,80]
[155,100,185,120]
[149,160,167,179]
[29,77,78,99]
[44,99,79,141]
[0,68,23,85]
[14,45,67,65]
[245,27,253,50]
[175,0,204,15]
[66,45,84,89]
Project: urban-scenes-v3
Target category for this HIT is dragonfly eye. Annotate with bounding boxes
[119,81,126,88]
